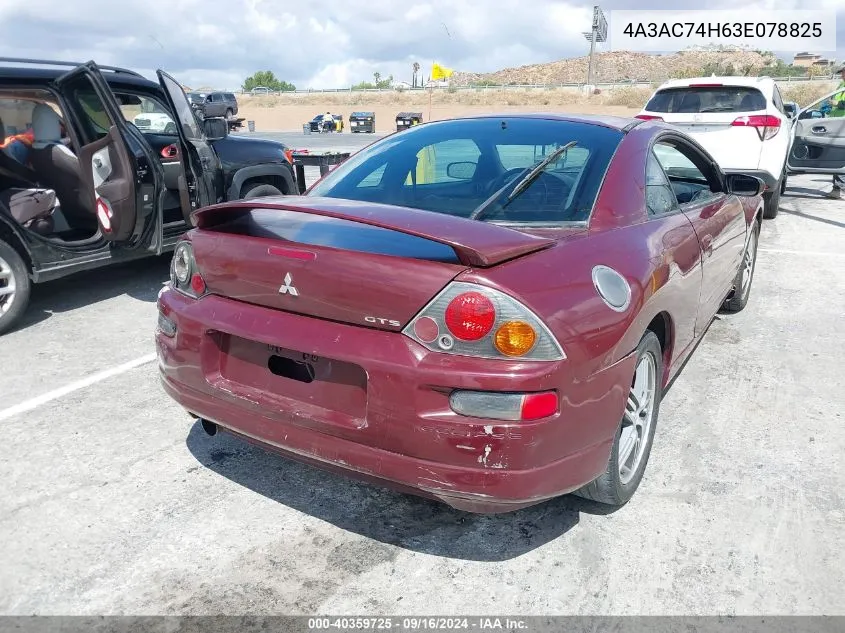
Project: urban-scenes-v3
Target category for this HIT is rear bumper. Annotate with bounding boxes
[155,289,635,513]
[722,168,778,189]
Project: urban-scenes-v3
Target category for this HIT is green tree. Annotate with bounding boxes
[351,72,394,90]
[242,70,296,92]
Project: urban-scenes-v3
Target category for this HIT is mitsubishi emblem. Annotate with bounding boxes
[278,272,298,296]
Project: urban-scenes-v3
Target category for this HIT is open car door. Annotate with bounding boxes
[787,88,845,176]
[54,61,165,252]
[156,70,219,223]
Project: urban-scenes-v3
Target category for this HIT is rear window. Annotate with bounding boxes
[307,117,623,224]
[645,86,767,113]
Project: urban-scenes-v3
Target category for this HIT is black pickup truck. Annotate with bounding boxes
[0,58,299,334]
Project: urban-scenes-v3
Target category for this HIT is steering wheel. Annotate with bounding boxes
[485,167,528,197]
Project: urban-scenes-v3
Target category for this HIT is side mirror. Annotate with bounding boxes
[446,161,477,180]
[725,173,763,198]
[203,116,228,141]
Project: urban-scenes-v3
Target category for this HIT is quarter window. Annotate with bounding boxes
[645,151,678,216]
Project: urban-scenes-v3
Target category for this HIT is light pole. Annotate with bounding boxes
[582,5,608,87]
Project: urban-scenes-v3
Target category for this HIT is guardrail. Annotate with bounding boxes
[232,75,837,96]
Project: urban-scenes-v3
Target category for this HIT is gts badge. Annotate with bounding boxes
[365,316,401,328]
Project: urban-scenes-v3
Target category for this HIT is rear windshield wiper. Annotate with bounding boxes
[468,140,578,221]
[507,141,578,201]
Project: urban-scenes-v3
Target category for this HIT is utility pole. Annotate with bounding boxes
[582,5,608,87]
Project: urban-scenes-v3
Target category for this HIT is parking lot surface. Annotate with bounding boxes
[236,129,386,156]
[1,170,843,616]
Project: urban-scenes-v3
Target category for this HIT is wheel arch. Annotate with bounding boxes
[644,310,674,388]
[228,164,295,200]
[0,214,34,277]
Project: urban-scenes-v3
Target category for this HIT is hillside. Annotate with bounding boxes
[450,50,780,85]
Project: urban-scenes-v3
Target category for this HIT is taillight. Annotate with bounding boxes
[732,114,781,141]
[284,149,294,164]
[403,281,566,361]
[444,291,495,341]
[636,114,664,121]
[170,240,207,299]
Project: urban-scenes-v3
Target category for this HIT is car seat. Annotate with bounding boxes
[0,187,56,234]
[27,104,95,232]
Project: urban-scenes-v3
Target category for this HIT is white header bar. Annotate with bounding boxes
[608,10,838,53]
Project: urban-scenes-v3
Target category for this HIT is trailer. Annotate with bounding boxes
[291,151,351,193]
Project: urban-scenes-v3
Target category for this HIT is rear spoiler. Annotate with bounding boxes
[191,196,556,268]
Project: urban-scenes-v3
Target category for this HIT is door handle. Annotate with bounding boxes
[812,126,827,134]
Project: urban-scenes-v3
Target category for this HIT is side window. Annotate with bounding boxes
[116,93,176,135]
[0,96,37,136]
[403,139,481,186]
[653,141,717,204]
[772,87,785,114]
[60,74,113,144]
[357,163,386,188]
[645,151,678,216]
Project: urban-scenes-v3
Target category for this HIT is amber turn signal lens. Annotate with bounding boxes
[494,321,536,356]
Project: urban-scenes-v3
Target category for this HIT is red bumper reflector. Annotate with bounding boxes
[520,392,559,421]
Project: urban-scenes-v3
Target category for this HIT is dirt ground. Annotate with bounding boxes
[237,102,641,133]
[233,82,836,133]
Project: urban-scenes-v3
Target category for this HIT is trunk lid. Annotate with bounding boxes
[189,197,555,331]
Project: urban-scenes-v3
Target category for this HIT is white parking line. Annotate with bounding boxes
[759,248,845,258]
[0,353,157,422]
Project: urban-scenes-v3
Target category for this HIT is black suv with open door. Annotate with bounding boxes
[0,58,298,335]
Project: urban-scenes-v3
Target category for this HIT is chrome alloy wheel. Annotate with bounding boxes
[740,227,758,300]
[0,254,16,315]
[619,351,657,485]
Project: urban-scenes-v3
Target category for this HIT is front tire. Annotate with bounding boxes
[0,240,31,336]
[722,220,760,313]
[241,182,284,199]
[573,330,663,506]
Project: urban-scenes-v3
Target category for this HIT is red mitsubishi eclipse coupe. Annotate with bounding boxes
[156,114,764,513]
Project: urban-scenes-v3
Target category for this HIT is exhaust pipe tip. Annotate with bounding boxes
[199,418,218,436]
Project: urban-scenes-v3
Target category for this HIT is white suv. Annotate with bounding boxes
[636,76,790,219]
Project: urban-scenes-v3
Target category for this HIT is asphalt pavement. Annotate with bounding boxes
[1,173,843,616]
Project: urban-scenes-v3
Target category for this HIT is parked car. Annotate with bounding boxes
[156,113,765,514]
[133,111,178,134]
[0,58,298,335]
[308,113,343,133]
[187,91,238,119]
[636,76,789,219]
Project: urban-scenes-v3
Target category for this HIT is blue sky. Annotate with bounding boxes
[0,0,841,90]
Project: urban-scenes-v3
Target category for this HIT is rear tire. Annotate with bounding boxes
[573,330,663,507]
[241,182,284,199]
[0,240,31,336]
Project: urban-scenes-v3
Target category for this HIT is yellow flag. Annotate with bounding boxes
[431,62,453,81]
